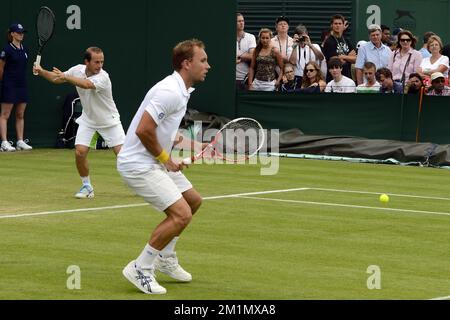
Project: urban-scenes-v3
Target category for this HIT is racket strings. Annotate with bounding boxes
[214,119,264,161]
[37,10,55,44]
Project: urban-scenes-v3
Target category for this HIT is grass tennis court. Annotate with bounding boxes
[1,149,450,300]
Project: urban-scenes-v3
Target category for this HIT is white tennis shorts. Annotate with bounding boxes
[75,123,125,148]
[118,165,193,212]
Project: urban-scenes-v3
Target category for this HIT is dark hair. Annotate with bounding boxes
[375,67,393,81]
[409,72,423,82]
[83,47,103,62]
[328,56,343,69]
[423,31,435,44]
[330,14,346,25]
[321,29,330,42]
[363,61,376,71]
[396,30,417,49]
[172,39,205,71]
[380,25,390,32]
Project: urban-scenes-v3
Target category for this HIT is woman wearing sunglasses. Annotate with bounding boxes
[301,61,326,92]
[388,30,422,87]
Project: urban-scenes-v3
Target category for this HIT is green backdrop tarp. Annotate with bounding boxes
[236,92,450,144]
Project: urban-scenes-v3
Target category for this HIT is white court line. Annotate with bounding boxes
[429,295,450,300]
[237,196,450,217]
[0,187,310,219]
[311,187,450,201]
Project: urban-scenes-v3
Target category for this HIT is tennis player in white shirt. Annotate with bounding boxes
[33,47,125,199]
[117,39,210,294]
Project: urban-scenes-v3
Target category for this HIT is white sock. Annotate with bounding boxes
[81,176,91,186]
[160,236,179,257]
[17,140,23,143]
[136,243,160,269]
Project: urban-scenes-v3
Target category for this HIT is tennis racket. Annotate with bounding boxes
[182,117,265,164]
[33,6,56,75]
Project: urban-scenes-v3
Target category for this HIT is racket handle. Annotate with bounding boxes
[182,157,193,165]
[33,55,41,76]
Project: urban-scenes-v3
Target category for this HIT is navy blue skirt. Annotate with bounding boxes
[1,83,28,104]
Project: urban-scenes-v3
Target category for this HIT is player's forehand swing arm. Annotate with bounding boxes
[33,65,95,89]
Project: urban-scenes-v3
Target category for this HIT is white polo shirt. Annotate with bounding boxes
[65,64,121,128]
[288,43,323,77]
[236,32,256,81]
[117,71,194,172]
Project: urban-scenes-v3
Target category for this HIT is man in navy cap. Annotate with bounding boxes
[271,15,294,65]
[0,22,32,152]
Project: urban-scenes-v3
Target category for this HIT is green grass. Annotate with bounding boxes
[0,149,449,300]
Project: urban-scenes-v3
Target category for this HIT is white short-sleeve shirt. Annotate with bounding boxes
[117,71,194,172]
[288,43,323,77]
[236,32,257,81]
[420,55,449,77]
[325,76,356,93]
[65,64,121,128]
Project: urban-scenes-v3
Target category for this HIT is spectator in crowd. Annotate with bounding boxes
[418,32,435,58]
[271,16,294,65]
[356,62,381,93]
[324,57,356,93]
[278,63,301,92]
[0,23,32,152]
[376,67,403,94]
[236,13,256,90]
[380,25,391,45]
[322,14,356,82]
[417,34,449,81]
[426,72,450,96]
[301,61,326,93]
[320,29,331,50]
[288,24,324,84]
[388,30,422,87]
[355,24,392,85]
[248,28,283,91]
[405,72,424,94]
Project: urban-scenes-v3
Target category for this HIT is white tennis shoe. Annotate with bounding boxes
[154,253,192,282]
[1,141,16,152]
[16,140,33,151]
[122,260,166,294]
[75,184,94,198]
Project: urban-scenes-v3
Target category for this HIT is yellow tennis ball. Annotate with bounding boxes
[379,194,389,203]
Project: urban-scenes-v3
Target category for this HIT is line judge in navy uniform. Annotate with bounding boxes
[0,23,32,151]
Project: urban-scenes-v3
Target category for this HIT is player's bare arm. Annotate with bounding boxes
[136,111,184,172]
[52,67,96,89]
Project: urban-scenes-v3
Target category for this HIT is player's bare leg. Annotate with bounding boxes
[74,144,94,198]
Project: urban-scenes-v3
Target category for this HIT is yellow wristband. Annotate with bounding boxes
[155,149,170,164]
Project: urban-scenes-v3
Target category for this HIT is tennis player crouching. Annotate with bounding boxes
[117,39,210,294]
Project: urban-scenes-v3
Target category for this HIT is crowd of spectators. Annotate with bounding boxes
[236,13,450,96]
